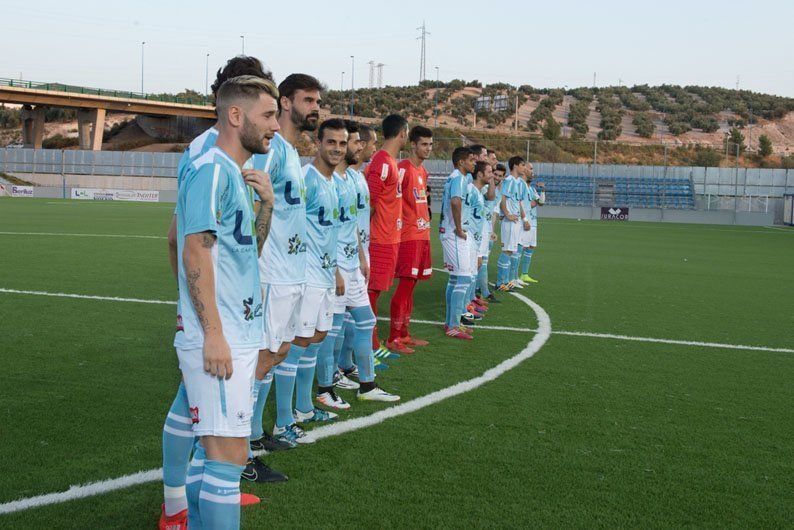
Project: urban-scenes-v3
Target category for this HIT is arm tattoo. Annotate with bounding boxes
[200,232,216,249]
[255,204,274,255]
[186,267,210,330]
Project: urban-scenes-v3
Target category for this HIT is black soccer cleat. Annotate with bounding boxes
[461,315,476,327]
[241,457,289,483]
[250,432,293,453]
[486,293,502,303]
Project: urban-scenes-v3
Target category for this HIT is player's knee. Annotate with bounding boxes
[201,436,248,466]
[312,330,328,343]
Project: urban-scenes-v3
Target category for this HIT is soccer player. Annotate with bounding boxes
[468,162,496,313]
[174,75,278,530]
[249,74,324,448]
[518,162,545,284]
[161,57,280,529]
[439,146,476,340]
[496,157,530,291]
[476,160,501,304]
[365,114,409,350]
[389,125,434,353]
[463,161,488,322]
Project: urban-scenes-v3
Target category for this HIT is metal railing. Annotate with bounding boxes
[0,77,212,107]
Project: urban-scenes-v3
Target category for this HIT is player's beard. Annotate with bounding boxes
[345,150,359,165]
[292,108,320,132]
[240,115,269,155]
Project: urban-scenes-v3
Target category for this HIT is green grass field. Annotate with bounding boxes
[1,197,792,528]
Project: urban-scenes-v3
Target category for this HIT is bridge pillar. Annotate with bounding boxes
[77,108,106,151]
[21,105,46,149]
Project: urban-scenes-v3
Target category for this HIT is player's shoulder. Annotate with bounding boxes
[187,127,218,159]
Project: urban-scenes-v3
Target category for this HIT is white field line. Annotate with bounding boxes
[2,287,791,354]
[0,290,552,514]
[0,231,166,240]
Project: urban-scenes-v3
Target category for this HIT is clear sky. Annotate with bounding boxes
[1,0,792,97]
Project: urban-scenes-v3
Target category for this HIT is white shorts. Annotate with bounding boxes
[469,233,480,274]
[441,233,472,276]
[177,347,258,438]
[335,267,370,313]
[478,223,491,257]
[520,225,538,247]
[500,220,522,253]
[296,285,335,338]
[261,283,304,352]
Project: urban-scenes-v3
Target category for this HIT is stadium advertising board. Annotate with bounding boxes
[0,184,35,197]
[601,207,629,221]
[71,188,159,202]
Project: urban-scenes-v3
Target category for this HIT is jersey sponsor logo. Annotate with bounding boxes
[380,163,389,181]
[233,210,254,245]
[358,228,370,244]
[339,206,352,223]
[416,217,430,231]
[284,180,302,205]
[413,188,427,203]
[396,218,403,230]
[343,243,358,258]
[418,175,424,185]
[318,206,338,226]
[396,171,404,197]
[243,296,263,321]
[288,233,307,255]
[189,406,200,424]
[320,252,337,270]
[356,192,367,210]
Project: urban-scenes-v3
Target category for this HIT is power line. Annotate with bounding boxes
[416,21,430,83]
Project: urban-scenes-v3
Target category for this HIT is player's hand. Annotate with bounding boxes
[242,169,274,206]
[455,228,467,240]
[507,214,519,222]
[359,258,370,285]
[490,232,497,242]
[523,221,531,231]
[335,270,346,296]
[203,333,233,380]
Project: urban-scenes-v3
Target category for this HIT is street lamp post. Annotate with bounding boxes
[434,66,440,127]
[240,35,245,54]
[349,55,355,117]
[341,71,345,92]
[205,53,210,97]
[140,41,145,94]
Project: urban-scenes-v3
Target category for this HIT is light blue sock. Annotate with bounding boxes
[249,371,273,441]
[162,382,194,516]
[521,247,534,275]
[496,252,510,286]
[445,275,458,327]
[451,274,470,326]
[316,315,343,387]
[295,343,320,414]
[349,305,376,383]
[510,250,520,281]
[466,274,476,305]
[274,344,304,428]
[199,459,244,530]
[477,257,490,298]
[338,313,355,371]
[185,443,205,529]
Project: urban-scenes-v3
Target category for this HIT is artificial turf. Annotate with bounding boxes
[0,197,792,528]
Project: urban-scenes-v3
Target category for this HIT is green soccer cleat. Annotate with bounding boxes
[521,275,539,284]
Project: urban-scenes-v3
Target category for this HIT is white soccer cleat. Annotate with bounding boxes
[335,373,360,390]
[294,407,338,423]
[272,423,315,445]
[357,386,400,402]
[316,390,351,410]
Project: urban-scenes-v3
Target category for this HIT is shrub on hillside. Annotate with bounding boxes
[42,134,79,149]
[692,146,722,167]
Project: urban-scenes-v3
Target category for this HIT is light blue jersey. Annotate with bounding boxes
[463,181,478,230]
[336,170,360,271]
[350,167,370,252]
[175,146,263,350]
[527,184,541,224]
[175,127,219,214]
[518,179,532,219]
[501,175,522,217]
[252,133,307,285]
[483,184,499,224]
[439,169,469,236]
[468,185,485,242]
[303,164,340,288]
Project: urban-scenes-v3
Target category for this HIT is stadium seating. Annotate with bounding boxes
[539,175,695,209]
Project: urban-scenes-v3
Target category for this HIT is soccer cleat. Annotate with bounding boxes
[513,279,526,288]
[357,386,401,402]
[159,505,187,530]
[295,407,338,423]
[241,493,261,506]
[460,315,476,327]
[466,306,485,318]
[342,365,359,380]
[385,338,415,354]
[242,457,289,483]
[486,293,502,303]
[459,324,474,334]
[273,423,314,445]
[522,275,539,284]
[473,299,489,311]
[496,283,512,292]
[403,335,429,347]
[250,432,293,453]
[374,358,390,371]
[445,326,473,340]
[316,389,351,410]
[335,372,360,390]
[463,311,482,321]
[373,344,401,360]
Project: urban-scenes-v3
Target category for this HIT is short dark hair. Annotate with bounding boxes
[508,156,525,170]
[216,76,279,120]
[409,125,433,143]
[495,163,507,173]
[487,149,496,155]
[452,146,472,167]
[277,73,323,110]
[211,56,273,99]
[382,114,408,140]
[469,144,486,156]
[358,123,374,142]
[344,119,360,135]
[474,161,490,179]
[318,118,348,140]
